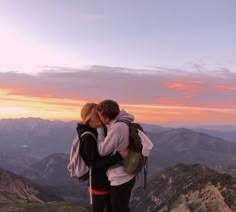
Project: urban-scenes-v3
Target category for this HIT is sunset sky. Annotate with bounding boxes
[0,0,236,125]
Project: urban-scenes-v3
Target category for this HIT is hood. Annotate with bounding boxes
[113,110,135,123]
[76,123,97,137]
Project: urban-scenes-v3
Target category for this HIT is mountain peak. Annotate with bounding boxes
[131,164,236,212]
[0,167,63,203]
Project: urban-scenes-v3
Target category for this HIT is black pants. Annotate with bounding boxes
[110,177,135,212]
[92,193,112,212]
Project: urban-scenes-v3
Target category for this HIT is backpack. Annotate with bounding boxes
[67,131,96,183]
[118,121,153,188]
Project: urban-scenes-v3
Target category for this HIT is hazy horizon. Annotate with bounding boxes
[1,117,236,129]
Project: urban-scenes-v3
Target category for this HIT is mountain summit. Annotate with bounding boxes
[131,164,236,212]
[0,167,62,203]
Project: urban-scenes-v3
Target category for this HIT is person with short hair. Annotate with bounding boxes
[97,99,136,212]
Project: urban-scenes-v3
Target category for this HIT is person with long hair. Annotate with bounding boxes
[77,103,126,212]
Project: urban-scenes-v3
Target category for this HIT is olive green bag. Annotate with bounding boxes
[119,121,147,175]
[121,150,146,174]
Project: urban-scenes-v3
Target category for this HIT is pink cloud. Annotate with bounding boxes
[1,65,236,124]
[0,65,236,109]
[166,82,198,92]
[215,85,236,91]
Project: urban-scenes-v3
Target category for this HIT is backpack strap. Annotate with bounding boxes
[80,131,96,140]
[143,158,148,190]
[89,168,93,206]
[116,120,130,126]
[79,131,96,206]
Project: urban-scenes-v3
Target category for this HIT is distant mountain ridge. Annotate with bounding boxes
[0,167,62,203]
[154,128,236,153]
[1,118,236,176]
[20,153,89,204]
[1,118,236,189]
[0,118,76,159]
[192,127,236,143]
[18,126,236,205]
[0,167,89,211]
[21,153,71,186]
[131,164,236,212]
[5,119,236,211]
[0,153,38,174]
[148,127,236,175]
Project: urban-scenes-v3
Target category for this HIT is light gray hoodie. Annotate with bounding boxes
[97,110,135,186]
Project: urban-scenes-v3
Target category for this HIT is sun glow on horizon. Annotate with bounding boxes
[0,88,87,121]
[1,88,236,125]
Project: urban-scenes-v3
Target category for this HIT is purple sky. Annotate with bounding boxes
[0,0,235,73]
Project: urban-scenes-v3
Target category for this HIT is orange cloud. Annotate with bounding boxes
[193,99,236,108]
[1,90,236,124]
[121,103,236,125]
[215,85,236,91]
[1,69,236,124]
[165,81,202,93]
[157,98,187,106]
[167,83,191,91]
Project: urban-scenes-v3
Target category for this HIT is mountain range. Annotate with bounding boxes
[148,127,236,176]
[192,127,236,143]
[20,153,89,204]
[0,118,75,159]
[1,163,235,212]
[131,163,236,212]
[0,167,62,204]
[1,118,236,210]
[0,167,88,211]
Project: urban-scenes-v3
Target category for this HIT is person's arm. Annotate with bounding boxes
[92,152,123,170]
[97,123,126,156]
[81,134,123,170]
[96,127,106,143]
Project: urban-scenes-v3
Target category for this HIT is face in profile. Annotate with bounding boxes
[97,111,110,125]
[89,112,102,128]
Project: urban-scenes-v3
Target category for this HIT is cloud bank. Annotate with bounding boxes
[0,65,236,124]
[1,65,236,107]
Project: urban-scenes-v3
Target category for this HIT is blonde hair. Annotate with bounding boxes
[80,103,97,125]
